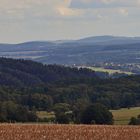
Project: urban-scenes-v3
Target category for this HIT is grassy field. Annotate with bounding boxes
[0,124,140,140]
[37,111,55,119]
[85,66,133,75]
[111,107,140,125]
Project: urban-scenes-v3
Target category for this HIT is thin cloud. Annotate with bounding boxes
[70,0,140,8]
[0,0,78,19]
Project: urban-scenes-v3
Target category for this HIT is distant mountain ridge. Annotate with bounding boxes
[0,35,140,65]
[77,36,140,45]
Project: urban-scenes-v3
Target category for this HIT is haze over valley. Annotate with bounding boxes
[1,35,140,74]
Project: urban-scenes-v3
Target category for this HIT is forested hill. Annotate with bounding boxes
[0,58,97,87]
[1,57,140,123]
[1,58,140,108]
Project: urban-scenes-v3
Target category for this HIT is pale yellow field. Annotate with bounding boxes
[85,66,133,75]
[37,111,55,119]
[0,124,140,140]
[111,107,140,125]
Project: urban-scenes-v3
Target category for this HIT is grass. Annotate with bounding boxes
[85,66,133,75]
[111,107,140,125]
[37,111,55,119]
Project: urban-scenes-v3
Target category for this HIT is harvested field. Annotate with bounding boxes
[0,124,140,140]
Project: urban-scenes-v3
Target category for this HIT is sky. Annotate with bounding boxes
[0,0,140,43]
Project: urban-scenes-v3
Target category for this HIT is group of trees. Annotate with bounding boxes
[80,104,113,124]
[52,103,113,124]
[0,101,37,122]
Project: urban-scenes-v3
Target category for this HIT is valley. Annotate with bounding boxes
[1,36,140,74]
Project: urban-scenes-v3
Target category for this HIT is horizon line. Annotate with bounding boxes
[0,35,140,44]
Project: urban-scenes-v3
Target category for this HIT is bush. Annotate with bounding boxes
[129,116,140,125]
[55,113,70,124]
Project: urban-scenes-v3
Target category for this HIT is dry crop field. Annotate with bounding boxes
[0,124,140,140]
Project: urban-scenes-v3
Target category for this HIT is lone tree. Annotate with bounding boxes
[81,103,113,125]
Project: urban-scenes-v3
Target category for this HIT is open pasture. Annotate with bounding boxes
[111,107,140,125]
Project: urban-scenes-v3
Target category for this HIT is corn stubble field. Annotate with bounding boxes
[0,124,140,140]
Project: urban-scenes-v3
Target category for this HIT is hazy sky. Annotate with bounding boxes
[0,0,140,43]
